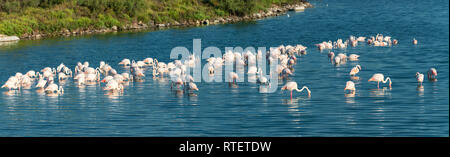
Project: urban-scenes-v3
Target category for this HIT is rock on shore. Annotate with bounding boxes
[0,34,20,42]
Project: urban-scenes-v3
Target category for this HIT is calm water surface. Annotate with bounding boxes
[0,0,448,136]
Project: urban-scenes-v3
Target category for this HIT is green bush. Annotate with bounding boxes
[0,0,305,36]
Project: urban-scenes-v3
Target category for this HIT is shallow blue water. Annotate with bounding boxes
[0,0,448,137]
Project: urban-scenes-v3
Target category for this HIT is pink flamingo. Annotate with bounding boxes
[427,68,437,81]
[281,81,311,99]
[368,73,392,88]
[229,72,238,86]
[416,72,424,85]
[344,81,356,94]
[349,65,361,76]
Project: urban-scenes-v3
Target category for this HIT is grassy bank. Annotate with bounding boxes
[0,0,306,38]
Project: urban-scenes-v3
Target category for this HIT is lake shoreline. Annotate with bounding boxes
[15,2,312,40]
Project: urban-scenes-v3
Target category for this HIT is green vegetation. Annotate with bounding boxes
[0,0,304,37]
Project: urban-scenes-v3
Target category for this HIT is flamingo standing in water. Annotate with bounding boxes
[416,72,424,85]
[368,73,392,88]
[281,81,311,99]
[349,65,361,76]
[427,68,437,81]
[344,81,356,94]
[229,72,239,86]
[1,77,20,91]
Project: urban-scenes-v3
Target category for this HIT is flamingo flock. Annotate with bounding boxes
[317,35,437,95]
[1,35,439,99]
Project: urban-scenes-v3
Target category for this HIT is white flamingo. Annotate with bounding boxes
[350,65,361,76]
[416,72,424,85]
[344,81,356,94]
[427,68,437,80]
[281,81,311,99]
[368,73,392,88]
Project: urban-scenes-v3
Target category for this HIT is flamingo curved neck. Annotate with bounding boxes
[382,77,391,84]
[295,86,310,93]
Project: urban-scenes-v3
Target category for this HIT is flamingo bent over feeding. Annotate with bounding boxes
[281,81,311,99]
[344,81,356,94]
[427,68,437,81]
[368,73,392,88]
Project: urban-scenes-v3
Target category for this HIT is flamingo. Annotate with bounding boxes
[281,81,311,99]
[104,79,124,92]
[25,70,36,78]
[1,78,20,91]
[143,58,154,66]
[44,83,64,95]
[368,73,392,88]
[58,72,70,80]
[170,77,184,89]
[337,53,347,61]
[119,59,131,66]
[427,68,437,81]
[350,65,361,76]
[356,37,365,42]
[344,81,356,94]
[83,61,89,68]
[257,75,268,85]
[413,38,418,45]
[36,77,47,89]
[101,76,114,83]
[281,68,292,79]
[20,75,32,87]
[416,72,424,85]
[187,82,199,91]
[348,54,359,61]
[334,56,341,65]
[137,61,146,68]
[229,72,239,86]
[257,70,269,85]
[328,52,335,60]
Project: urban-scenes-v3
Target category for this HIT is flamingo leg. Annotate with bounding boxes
[290,91,293,99]
[377,82,380,88]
